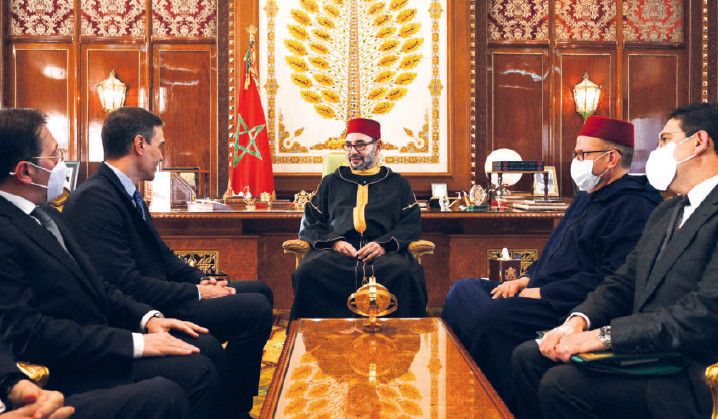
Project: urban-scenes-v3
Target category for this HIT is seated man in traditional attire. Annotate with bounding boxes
[442,115,662,407]
[0,108,228,419]
[290,118,427,319]
[512,102,718,419]
[62,107,272,418]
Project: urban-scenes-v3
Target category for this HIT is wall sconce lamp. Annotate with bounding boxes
[572,73,601,121]
[97,70,126,113]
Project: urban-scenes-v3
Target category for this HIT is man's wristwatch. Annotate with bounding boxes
[597,325,612,349]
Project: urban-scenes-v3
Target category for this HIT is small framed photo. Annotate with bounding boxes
[64,161,80,191]
[533,166,558,196]
[431,183,448,198]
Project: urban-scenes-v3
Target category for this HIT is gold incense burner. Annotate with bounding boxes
[347,276,397,332]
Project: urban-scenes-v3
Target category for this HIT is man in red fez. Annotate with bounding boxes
[290,117,427,319]
[442,115,662,410]
[513,103,718,419]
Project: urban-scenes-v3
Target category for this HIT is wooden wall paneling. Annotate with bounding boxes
[10,44,75,155]
[487,49,549,194]
[217,0,229,199]
[82,46,145,165]
[153,44,218,196]
[624,51,686,172]
[419,232,450,308]
[556,51,614,197]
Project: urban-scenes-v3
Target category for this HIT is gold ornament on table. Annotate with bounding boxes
[242,186,256,210]
[292,190,314,210]
[347,275,397,332]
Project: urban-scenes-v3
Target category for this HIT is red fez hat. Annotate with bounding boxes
[578,115,634,148]
[347,118,381,140]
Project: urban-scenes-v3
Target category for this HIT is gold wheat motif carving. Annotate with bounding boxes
[286,0,424,123]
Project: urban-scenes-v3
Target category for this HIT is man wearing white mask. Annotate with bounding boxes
[442,115,661,409]
[512,102,718,419]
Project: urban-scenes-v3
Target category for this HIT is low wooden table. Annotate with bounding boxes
[260,317,513,418]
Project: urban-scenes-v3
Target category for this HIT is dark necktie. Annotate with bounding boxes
[658,196,689,257]
[32,207,70,253]
[132,190,147,221]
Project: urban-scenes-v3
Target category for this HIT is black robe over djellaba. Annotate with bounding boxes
[290,165,427,320]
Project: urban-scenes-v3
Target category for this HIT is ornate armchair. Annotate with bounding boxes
[283,239,435,268]
[16,362,49,387]
[707,363,718,419]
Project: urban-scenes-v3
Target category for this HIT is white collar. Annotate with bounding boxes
[0,190,37,215]
[686,174,718,209]
[105,162,138,199]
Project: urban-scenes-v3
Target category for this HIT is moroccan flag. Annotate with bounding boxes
[226,36,275,198]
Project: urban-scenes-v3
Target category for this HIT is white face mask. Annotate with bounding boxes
[645,134,697,191]
[28,160,66,202]
[570,151,610,192]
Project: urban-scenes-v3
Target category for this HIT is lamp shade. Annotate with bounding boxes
[97,70,126,113]
[572,73,601,120]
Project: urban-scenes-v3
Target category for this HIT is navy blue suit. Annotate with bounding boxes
[63,162,273,413]
[442,175,661,405]
[0,197,226,419]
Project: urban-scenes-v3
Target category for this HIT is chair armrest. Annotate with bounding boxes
[283,239,310,268]
[707,363,718,419]
[409,240,435,264]
[16,362,49,388]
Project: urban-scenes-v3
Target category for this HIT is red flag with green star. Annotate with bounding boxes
[226,36,274,198]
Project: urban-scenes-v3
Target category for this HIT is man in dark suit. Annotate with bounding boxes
[62,107,273,417]
[0,344,190,419]
[0,108,229,419]
[512,103,718,418]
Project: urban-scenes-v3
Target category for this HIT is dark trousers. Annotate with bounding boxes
[173,280,274,413]
[442,278,561,406]
[67,377,190,419]
[511,340,704,419]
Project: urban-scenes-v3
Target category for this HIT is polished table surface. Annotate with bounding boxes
[260,317,513,418]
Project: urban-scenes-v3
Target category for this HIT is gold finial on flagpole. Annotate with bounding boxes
[246,25,257,36]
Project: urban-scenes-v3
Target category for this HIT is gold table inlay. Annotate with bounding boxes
[262,318,512,418]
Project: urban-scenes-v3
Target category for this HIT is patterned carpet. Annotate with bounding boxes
[250,311,290,417]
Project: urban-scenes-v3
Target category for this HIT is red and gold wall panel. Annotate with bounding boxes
[152,0,217,38]
[80,0,145,37]
[9,0,74,36]
[555,0,616,42]
[623,0,684,43]
[488,0,549,41]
